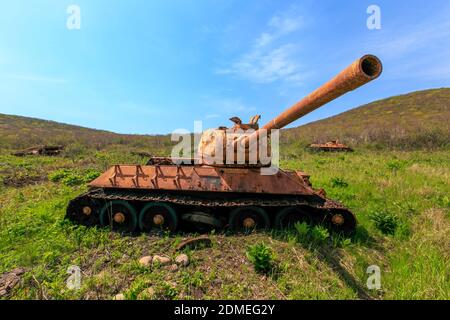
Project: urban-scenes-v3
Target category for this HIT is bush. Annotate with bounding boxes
[387,160,407,171]
[83,169,101,182]
[294,222,309,238]
[331,177,349,188]
[48,168,101,186]
[310,225,330,243]
[246,242,275,274]
[293,222,334,245]
[370,211,399,235]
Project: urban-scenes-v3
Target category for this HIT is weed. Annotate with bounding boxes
[331,177,349,188]
[294,222,309,238]
[387,160,407,171]
[48,168,101,186]
[310,225,330,243]
[246,242,275,274]
[370,211,399,235]
[182,271,204,288]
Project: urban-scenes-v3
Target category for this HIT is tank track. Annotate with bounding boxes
[81,187,347,209]
[66,187,356,234]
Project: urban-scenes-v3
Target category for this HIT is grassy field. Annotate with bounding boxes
[1,147,448,300]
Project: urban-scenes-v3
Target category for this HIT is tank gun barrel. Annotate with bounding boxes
[239,54,382,147]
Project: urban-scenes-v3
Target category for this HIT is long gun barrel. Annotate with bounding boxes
[239,54,382,147]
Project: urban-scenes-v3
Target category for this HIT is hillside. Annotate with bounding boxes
[1,88,449,152]
[0,114,171,152]
[283,88,450,149]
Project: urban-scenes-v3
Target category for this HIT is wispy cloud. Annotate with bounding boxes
[370,15,450,81]
[216,7,308,85]
[373,19,450,59]
[7,73,67,84]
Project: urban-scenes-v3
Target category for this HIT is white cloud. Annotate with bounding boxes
[226,44,303,84]
[217,8,308,85]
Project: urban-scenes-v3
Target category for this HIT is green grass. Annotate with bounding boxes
[0,148,449,300]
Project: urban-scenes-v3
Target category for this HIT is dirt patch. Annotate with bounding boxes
[2,174,47,187]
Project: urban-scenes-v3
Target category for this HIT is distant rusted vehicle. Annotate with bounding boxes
[309,140,354,152]
[13,145,64,157]
[66,55,382,235]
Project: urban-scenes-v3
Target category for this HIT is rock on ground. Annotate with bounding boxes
[0,268,25,297]
[175,254,190,267]
[114,293,125,300]
[152,255,171,266]
[138,256,153,267]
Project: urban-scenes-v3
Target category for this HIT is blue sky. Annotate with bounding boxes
[1,0,449,134]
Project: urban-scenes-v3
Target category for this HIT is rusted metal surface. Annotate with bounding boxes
[89,164,315,196]
[13,145,64,157]
[309,140,354,152]
[239,55,382,148]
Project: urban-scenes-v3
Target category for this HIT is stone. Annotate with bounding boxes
[168,264,179,272]
[153,255,171,266]
[0,268,25,297]
[138,256,153,267]
[114,293,125,300]
[175,254,189,267]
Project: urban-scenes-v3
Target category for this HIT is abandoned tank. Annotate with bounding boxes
[66,54,382,234]
[308,140,354,152]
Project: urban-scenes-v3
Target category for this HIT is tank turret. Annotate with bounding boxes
[198,55,382,165]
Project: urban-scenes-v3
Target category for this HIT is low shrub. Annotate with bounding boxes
[369,211,399,235]
[246,242,275,274]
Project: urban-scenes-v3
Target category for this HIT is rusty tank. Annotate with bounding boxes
[309,140,354,152]
[66,55,382,234]
[13,145,64,157]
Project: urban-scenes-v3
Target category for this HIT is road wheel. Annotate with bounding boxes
[325,210,357,235]
[100,200,138,233]
[274,206,313,230]
[139,202,178,233]
[66,196,100,227]
[229,206,270,232]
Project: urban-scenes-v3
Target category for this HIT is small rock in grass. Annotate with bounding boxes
[114,293,125,300]
[138,256,153,267]
[167,264,179,272]
[153,255,171,266]
[175,254,189,267]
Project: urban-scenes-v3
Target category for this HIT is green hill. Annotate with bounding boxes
[283,88,450,149]
[1,88,449,152]
[0,114,171,152]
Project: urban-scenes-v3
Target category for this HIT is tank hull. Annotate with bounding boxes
[66,163,357,234]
